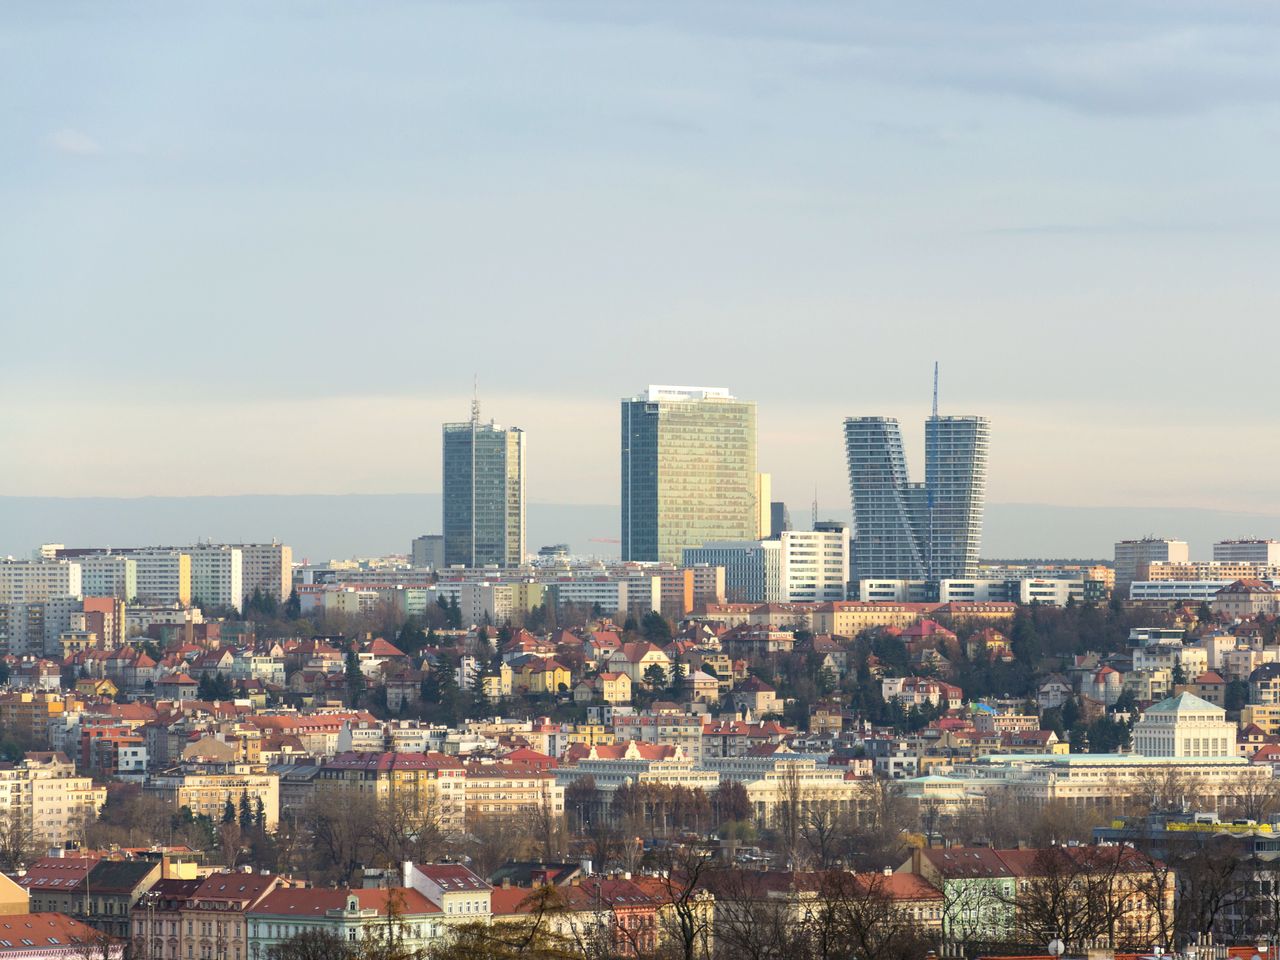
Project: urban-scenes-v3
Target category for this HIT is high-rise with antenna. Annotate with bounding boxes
[443,385,525,568]
[843,365,988,581]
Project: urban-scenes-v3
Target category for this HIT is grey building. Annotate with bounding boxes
[411,534,446,570]
[621,385,758,563]
[442,403,525,568]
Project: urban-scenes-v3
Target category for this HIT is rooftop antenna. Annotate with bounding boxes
[928,361,938,584]
[470,374,481,427]
[812,486,818,530]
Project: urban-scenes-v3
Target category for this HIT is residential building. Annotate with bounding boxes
[0,914,125,960]
[118,550,192,606]
[77,555,138,602]
[442,402,525,568]
[1213,579,1280,619]
[0,560,82,603]
[0,752,106,847]
[312,752,466,835]
[234,543,292,603]
[21,858,160,940]
[0,598,80,657]
[144,769,280,830]
[462,764,564,825]
[402,863,491,926]
[189,545,244,612]
[621,385,758,563]
[246,886,442,960]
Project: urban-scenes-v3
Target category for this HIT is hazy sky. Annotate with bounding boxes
[4,2,1280,518]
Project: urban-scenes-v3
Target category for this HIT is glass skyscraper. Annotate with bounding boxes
[442,405,524,568]
[621,386,757,563]
[843,414,989,581]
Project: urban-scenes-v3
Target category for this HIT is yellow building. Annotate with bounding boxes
[463,765,564,825]
[0,692,80,747]
[0,873,29,916]
[144,769,280,830]
[1242,703,1280,736]
[312,751,467,835]
[516,659,571,695]
[482,663,514,702]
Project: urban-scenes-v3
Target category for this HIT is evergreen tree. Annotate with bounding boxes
[344,644,366,707]
[222,799,236,824]
[640,612,672,644]
[447,596,463,629]
[238,791,252,831]
[254,797,266,832]
[283,587,301,620]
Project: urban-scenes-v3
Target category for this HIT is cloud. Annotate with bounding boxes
[49,128,103,156]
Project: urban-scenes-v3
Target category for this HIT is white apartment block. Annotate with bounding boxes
[1214,539,1280,566]
[1129,580,1244,603]
[0,559,82,603]
[0,753,106,847]
[782,525,849,602]
[77,554,138,601]
[121,549,193,605]
[189,544,244,611]
[546,578,647,615]
[857,577,1084,606]
[235,541,293,602]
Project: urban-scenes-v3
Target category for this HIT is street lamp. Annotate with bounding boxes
[1047,937,1065,958]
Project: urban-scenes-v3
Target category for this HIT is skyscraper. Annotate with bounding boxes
[843,411,989,581]
[842,418,927,580]
[924,415,990,580]
[621,385,757,563]
[442,400,525,568]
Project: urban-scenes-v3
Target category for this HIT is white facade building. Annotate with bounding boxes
[121,549,192,604]
[77,554,138,601]
[1214,540,1280,566]
[189,544,244,611]
[1129,580,1241,603]
[782,525,849,602]
[1131,692,1237,758]
[0,559,82,603]
[234,542,293,602]
[1114,538,1190,589]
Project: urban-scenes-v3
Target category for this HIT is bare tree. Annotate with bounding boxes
[0,807,38,872]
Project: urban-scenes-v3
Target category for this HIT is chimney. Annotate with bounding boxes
[883,866,892,876]
[402,861,413,890]
[502,878,511,889]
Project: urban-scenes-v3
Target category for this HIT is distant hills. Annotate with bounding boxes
[0,495,1274,565]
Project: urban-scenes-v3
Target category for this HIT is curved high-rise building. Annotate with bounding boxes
[843,413,989,581]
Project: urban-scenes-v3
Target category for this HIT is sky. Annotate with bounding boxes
[3,1,1280,522]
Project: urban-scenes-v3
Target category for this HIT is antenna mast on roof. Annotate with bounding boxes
[928,361,938,584]
[812,486,818,529]
[471,374,480,427]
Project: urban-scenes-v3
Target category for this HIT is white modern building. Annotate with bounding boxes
[684,527,848,604]
[0,597,81,656]
[1131,692,1237,758]
[1214,539,1280,566]
[857,577,1086,606]
[1129,580,1243,603]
